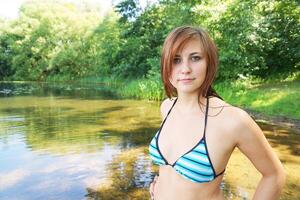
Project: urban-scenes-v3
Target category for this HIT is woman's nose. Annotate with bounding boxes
[180,62,191,74]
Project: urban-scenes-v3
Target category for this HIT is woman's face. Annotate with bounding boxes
[169,38,207,95]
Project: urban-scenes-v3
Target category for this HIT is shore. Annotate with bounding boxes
[246,108,300,134]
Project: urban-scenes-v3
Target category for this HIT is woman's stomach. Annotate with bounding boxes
[153,165,225,200]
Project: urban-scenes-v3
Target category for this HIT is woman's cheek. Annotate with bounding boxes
[169,73,177,88]
[169,78,177,89]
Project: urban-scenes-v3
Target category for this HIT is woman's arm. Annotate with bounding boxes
[149,175,159,200]
[235,109,286,200]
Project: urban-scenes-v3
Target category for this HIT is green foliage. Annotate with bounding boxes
[99,3,168,78]
[253,0,300,77]
[214,1,264,79]
[0,32,15,79]
[115,0,142,23]
[0,0,298,82]
[92,11,122,76]
[214,0,299,79]
[0,0,102,81]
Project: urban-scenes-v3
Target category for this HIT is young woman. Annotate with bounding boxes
[148,26,285,200]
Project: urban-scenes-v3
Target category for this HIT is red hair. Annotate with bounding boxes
[161,26,221,99]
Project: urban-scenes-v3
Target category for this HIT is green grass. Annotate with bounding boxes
[115,78,164,101]
[216,80,300,119]
[112,77,300,120]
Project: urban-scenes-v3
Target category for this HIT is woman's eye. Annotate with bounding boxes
[173,58,181,64]
[191,56,201,62]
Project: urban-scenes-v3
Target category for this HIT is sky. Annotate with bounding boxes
[0,0,156,19]
[0,0,113,19]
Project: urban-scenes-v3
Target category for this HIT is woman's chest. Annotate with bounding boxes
[158,115,237,168]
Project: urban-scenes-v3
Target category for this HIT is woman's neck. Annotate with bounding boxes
[175,93,207,115]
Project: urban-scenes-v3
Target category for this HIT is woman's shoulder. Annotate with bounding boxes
[209,96,244,114]
[160,97,176,119]
[209,96,255,131]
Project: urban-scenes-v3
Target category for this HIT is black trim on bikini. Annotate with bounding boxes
[156,98,178,165]
[203,97,226,178]
[156,97,226,177]
[171,98,209,166]
[157,97,208,167]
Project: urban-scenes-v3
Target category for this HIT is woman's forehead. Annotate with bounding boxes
[175,38,204,55]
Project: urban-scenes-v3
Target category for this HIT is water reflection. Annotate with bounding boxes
[0,82,118,99]
[85,147,153,200]
[0,82,161,199]
[0,82,299,200]
[0,125,121,200]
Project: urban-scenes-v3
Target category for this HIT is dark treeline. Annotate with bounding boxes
[0,0,299,82]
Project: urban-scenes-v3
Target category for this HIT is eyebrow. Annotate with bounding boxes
[174,52,202,57]
[190,52,202,56]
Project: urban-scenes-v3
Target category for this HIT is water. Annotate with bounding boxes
[0,82,299,200]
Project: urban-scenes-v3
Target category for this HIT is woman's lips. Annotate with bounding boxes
[178,78,195,83]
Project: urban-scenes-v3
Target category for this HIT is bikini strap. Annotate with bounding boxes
[156,98,178,165]
[203,97,209,137]
[215,168,226,178]
[165,98,178,118]
[202,97,226,178]
[158,98,177,130]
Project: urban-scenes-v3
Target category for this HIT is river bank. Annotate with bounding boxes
[96,77,300,132]
[3,78,299,132]
[245,108,300,133]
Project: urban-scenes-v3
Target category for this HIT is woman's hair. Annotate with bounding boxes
[161,25,222,99]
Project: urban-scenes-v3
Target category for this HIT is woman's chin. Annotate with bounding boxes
[176,86,200,94]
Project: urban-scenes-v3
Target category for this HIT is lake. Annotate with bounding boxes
[0,82,299,200]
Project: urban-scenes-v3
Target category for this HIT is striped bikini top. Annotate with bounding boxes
[149,97,225,183]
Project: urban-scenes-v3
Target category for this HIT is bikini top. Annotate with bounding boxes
[149,97,225,183]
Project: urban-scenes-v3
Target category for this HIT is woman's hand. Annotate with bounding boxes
[149,175,159,200]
